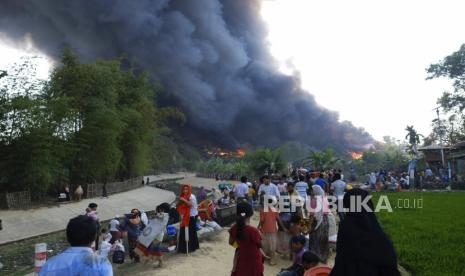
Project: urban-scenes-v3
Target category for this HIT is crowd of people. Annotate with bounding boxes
[37,169,401,276]
[227,170,401,276]
[362,166,456,191]
[39,182,208,275]
[363,170,410,191]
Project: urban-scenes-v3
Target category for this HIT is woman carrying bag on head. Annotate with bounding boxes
[177,184,200,254]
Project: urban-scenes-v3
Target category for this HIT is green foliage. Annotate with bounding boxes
[0,56,60,195]
[427,44,465,101]
[207,158,227,174]
[231,159,250,176]
[303,148,339,170]
[45,51,159,184]
[0,127,63,197]
[151,135,202,173]
[247,148,286,176]
[374,192,465,276]
[196,148,286,178]
[151,135,180,172]
[0,49,187,196]
[277,141,312,164]
[427,44,465,145]
[426,114,465,146]
[405,125,423,156]
[350,140,409,174]
[405,126,422,146]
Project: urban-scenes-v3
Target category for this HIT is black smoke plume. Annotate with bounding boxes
[0,0,373,151]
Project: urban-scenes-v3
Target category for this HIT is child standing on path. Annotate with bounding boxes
[258,205,287,265]
[229,202,267,276]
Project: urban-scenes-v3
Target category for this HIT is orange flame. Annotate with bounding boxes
[350,151,363,160]
[236,148,246,157]
[206,147,246,158]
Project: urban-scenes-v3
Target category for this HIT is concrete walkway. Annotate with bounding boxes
[0,186,175,245]
[144,172,189,183]
[145,172,238,189]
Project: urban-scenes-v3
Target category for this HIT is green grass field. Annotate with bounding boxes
[372,192,465,276]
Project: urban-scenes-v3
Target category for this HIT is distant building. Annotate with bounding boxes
[418,141,465,183]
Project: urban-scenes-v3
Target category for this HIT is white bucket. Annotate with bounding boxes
[34,243,47,275]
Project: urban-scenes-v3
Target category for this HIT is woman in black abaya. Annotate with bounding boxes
[331,188,400,276]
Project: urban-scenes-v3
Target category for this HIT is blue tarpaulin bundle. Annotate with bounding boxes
[218,182,233,191]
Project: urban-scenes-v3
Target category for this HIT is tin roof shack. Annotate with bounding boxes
[417,144,451,188]
[418,142,465,189]
[417,144,451,170]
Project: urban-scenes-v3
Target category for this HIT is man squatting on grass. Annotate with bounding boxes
[39,215,113,276]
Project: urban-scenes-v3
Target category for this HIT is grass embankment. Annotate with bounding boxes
[373,192,465,276]
[0,231,67,276]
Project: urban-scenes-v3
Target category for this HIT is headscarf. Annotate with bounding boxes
[310,185,328,230]
[196,186,207,202]
[177,184,192,227]
[331,188,400,276]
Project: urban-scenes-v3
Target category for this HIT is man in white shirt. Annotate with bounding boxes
[109,216,120,232]
[331,173,347,221]
[294,175,309,201]
[425,168,433,181]
[258,175,280,207]
[109,215,120,244]
[277,174,288,195]
[235,176,249,200]
[331,174,347,198]
[39,215,112,276]
[369,172,377,189]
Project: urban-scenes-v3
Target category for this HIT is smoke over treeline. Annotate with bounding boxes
[0,0,372,151]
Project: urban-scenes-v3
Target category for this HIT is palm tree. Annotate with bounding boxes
[303,148,339,170]
[405,125,423,156]
[248,148,286,176]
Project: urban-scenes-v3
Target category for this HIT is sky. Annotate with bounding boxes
[0,34,52,79]
[0,0,464,142]
[260,0,464,141]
